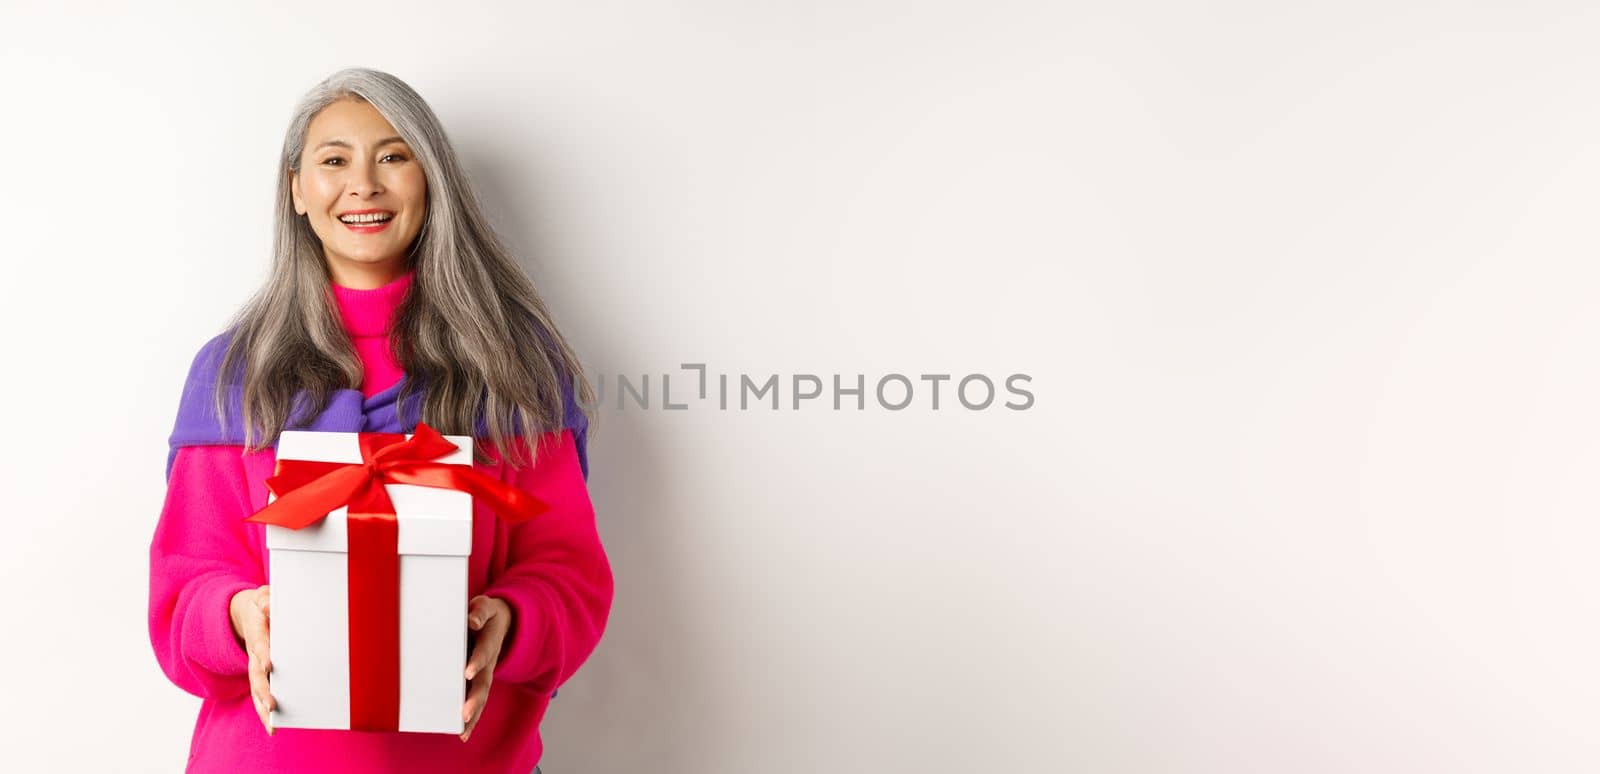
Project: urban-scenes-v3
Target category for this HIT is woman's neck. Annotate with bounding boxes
[330,268,414,395]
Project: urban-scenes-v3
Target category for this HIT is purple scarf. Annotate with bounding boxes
[166,332,589,481]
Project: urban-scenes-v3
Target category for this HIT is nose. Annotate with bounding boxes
[347,158,385,198]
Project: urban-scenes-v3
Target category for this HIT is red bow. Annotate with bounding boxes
[247,421,547,531]
[245,422,548,732]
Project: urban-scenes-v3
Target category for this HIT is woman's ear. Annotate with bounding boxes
[289,170,305,215]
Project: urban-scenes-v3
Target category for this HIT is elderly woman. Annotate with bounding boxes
[148,67,612,774]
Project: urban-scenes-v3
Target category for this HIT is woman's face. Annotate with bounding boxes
[291,98,427,283]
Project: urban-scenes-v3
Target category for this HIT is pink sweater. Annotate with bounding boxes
[149,270,613,773]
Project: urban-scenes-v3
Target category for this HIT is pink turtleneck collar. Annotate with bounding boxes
[331,268,414,396]
[331,268,415,337]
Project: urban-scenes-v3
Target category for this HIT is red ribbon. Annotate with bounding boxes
[245,422,548,731]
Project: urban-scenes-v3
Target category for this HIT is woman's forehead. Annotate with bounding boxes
[307,99,403,146]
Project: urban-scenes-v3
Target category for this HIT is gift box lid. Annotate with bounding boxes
[264,429,476,557]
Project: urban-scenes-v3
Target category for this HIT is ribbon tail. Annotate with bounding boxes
[245,465,374,529]
[385,462,551,524]
[450,467,551,524]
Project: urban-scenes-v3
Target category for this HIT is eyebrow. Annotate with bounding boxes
[312,136,408,152]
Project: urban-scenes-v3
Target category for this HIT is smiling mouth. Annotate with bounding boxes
[339,213,394,233]
[338,211,394,225]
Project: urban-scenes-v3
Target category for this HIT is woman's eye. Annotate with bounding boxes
[319,154,405,166]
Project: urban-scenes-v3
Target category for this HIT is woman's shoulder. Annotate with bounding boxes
[173,330,242,424]
[187,330,236,378]
[166,330,246,479]
[174,328,237,401]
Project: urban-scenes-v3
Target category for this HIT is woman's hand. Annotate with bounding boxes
[230,585,275,735]
[461,594,512,742]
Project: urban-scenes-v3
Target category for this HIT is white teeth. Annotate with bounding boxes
[339,212,393,224]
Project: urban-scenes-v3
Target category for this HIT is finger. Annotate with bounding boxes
[464,626,506,682]
[251,625,273,677]
[248,653,266,708]
[464,671,493,726]
[465,599,501,681]
[467,595,497,631]
[248,652,274,733]
[477,601,511,670]
[464,639,484,682]
[460,671,492,742]
[260,624,272,676]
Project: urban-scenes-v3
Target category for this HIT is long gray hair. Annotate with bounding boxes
[213,67,596,469]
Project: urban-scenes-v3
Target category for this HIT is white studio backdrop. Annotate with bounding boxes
[4,1,1600,771]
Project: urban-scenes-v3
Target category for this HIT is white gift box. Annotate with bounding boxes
[265,429,474,734]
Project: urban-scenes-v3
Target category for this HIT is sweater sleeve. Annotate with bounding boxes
[148,444,265,700]
[481,428,614,693]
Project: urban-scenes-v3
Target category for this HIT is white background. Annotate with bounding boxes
[4,1,1600,772]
